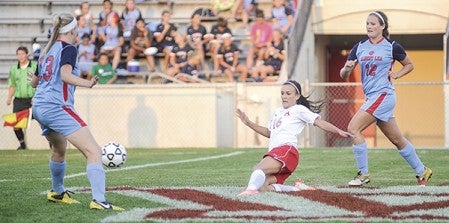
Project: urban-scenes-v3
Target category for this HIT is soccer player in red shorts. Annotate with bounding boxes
[236,80,353,196]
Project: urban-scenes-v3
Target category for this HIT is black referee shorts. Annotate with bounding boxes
[13,98,32,113]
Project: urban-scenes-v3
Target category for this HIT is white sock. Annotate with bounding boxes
[271,184,299,192]
[246,169,265,190]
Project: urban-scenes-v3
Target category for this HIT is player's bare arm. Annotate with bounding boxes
[314,118,354,138]
[389,56,414,79]
[340,59,357,79]
[236,108,270,138]
[60,64,98,88]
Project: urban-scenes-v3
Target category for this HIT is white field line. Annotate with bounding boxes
[65,151,245,179]
[0,151,245,183]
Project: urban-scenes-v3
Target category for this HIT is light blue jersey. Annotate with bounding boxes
[33,41,86,136]
[121,8,142,32]
[34,41,79,106]
[347,37,407,96]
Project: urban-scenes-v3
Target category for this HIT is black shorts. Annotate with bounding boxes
[13,98,32,113]
[265,61,282,71]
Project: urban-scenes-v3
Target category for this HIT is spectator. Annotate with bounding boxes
[76,15,95,44]
[91,53,117,84]
[98,12,124,69]
[98,0,118,26]
[78,34,96,79]
[231,0,258,29]
[179,51,205,82]
[271,0,295,36]
[153,9,178,72]
[217,33,247,82]
[247,10,273,71]
[126,18,156,72]
[251,29,285,82]
[166,32,194,78]
[121,0,143,51]
[186,13,209,70]
[209,17,233,72]
[96,0,119,51]
[74,1,95,29]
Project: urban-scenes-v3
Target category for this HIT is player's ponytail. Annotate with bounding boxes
[283,80,323,113]
[42,13,75,55]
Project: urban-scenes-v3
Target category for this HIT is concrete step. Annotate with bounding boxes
[0,0,273,21]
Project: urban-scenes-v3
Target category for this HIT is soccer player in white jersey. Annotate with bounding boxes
[340,11,432,186]
[29,13,123,210]
[236,80,353,196]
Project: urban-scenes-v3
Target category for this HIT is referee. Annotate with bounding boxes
[6,46,37,150]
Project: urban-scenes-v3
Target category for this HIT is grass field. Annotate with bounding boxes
[0,147,448,222]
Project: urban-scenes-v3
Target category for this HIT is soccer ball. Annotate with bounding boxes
[101,141,127,168]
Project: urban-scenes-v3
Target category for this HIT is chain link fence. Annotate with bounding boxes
[0,82,447,149]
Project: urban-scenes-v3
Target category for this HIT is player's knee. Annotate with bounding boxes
[390,136,406,148]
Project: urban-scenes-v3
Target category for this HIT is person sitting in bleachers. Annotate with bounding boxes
[251,29,285,82]
[78,34,97,79]
[76,15,95,45]
[98,12,124,69]
[126,18,156,72]
[95,0,119,52]
[247,10,273,71]
[179,51,206,83]
[217,33,247,82]
[231,0,258,29]
[91,53,117,84]
[166,32,194,79]
[186,13,210,71]
[153,9,178,72]
[208,17,233,72]
[121,0,143,52]
[74,1,95,29]
[271,0,295,37]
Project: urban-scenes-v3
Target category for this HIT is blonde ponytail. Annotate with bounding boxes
[42,13,75,55]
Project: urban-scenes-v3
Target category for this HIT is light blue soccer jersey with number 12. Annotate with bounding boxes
[347,37,407,96]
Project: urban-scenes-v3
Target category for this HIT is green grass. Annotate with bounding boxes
[0,147,448,223]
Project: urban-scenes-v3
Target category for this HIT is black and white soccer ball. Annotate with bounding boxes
[101,141,127,168]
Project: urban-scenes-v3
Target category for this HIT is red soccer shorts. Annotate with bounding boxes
[264,145,300,184]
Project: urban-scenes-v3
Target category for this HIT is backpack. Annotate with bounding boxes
[193,7,217,18]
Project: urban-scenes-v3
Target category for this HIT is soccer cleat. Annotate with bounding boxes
[90,200,124,211]
[348,171,370,186]
[417,167,433,186]
[47,190,80,204]
[237,189,259,196]
[294,178,317,190]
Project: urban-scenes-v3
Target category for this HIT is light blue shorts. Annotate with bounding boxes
[32,104,87,137]
[361,92,396,122]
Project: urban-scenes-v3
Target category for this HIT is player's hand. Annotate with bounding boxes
[343,59,357,71]
[389,71,400,79]
[338,129,354,138]
[236,108,250,126]
[90,75,99,88]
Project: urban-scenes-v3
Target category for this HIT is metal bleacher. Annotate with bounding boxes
[0,0,274,84]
